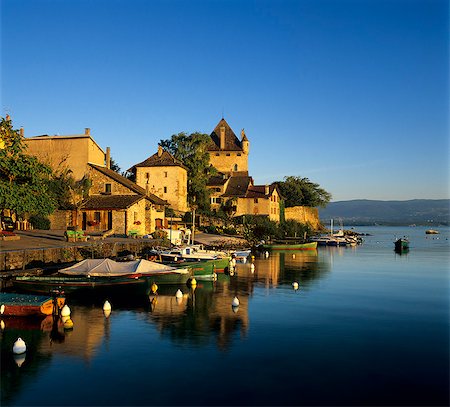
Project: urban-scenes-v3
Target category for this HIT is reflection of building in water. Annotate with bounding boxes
[39,307,107,361]
[146,280,249,351]
[282,250,319,269]
[235,256,281,288]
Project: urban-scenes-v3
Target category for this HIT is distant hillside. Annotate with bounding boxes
[318,199,450,226]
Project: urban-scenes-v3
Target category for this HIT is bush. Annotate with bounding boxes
[29,215,51,230]
[152,229,168,239]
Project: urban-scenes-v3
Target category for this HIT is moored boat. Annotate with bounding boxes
[11,274,148,296]
[425,229,439,234]
[157,245,229,262]
[394,237,409,252]
[181,257,231,280]
[12,258,192,296]
[260,242,318,251]
[0,292,65,316]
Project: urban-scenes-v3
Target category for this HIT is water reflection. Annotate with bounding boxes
[1,251,330,402]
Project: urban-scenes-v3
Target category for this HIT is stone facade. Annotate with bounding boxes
[79,164,167,236]
[25,129,105,180]
[130,146,188,214]
[207,119,249,175]
[235,187,281,222]
[284,206,321,229]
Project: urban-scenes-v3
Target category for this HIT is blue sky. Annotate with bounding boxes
[1,0,448,201]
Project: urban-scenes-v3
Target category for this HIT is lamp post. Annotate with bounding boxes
[191,204,197,245]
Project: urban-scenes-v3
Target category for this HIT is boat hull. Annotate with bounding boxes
[11,275,149,296]
[261,242,318,251]
[183,258,230,280]
[394,238,409,252]
[0,293,65,316]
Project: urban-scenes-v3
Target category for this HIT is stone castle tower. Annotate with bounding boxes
[207,118,250,175]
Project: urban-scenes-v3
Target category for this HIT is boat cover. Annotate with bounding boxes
[59,258,189,277]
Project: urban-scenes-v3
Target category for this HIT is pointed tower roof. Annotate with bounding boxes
[208,118,243,151]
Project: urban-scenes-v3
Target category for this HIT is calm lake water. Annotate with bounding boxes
[1,226,449,406]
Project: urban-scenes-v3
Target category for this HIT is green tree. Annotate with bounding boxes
[0,117,57,218]
[160,132,216,211]
[242,215,278,245]
[277,176,332,208]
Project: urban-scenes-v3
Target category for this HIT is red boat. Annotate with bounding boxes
[0,293,65,316]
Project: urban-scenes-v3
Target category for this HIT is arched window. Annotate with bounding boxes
[233,164,238,171]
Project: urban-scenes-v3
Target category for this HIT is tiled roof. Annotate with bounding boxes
[245,184,280,199]
[130,149,187,170]
[82,195,143,210]
[223,176,253,197]
[207,173,229,186]
[208,118,243,151]
[88,164,167,205]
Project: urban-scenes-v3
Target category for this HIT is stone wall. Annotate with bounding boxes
[136,166,188,213]
[209,151,249,174]
[49,210,71,229]
[284,206,321,230]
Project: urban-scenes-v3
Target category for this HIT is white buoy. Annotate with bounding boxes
[292,282,299,290]
[250,263,255,272]
[264,251,269,258]
[151,282,158,293]
[175,289,183,299]
[212,272,218,281]
[232,305,239,313]
[229,269,234,276]
[104,309,111,318]
[232,296,240,307]
[13,338,26,354]
[0,304,5,314]
[103,300,112,312]
[231,258,236,267]
[292,254,296,259]
[1,320,5,330]
[190,278,197,286]
[60,304,71,317]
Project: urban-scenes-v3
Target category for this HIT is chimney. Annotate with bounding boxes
[85,128,90,136]
[106,147,111,169]
[157,145,163,157]
[220,126,225,150]
[265,185,270,196]
[19,127,24,137]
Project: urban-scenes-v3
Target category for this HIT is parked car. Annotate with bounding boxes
[1,216,15,232]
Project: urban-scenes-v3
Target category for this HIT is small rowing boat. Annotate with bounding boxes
[0,292,65,316]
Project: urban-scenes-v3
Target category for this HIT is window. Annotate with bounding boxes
[216,188,221,192]
[145,172,150,179]
[215,153,220,156]
[237,153,241,156]
[134,212,138,222]
[233,164,238,171]
[105,183,111,194]
[254,198,258,204]
[226,153,231,156]
[164,171,168,178]
[164,186,167,193]
[94,212,101,222]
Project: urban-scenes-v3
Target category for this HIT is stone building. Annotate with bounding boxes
[207,118,249,175]
[25,128,105,180]
[206,118,281,222]
[129,145,188,215]
[80,163,167,236]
